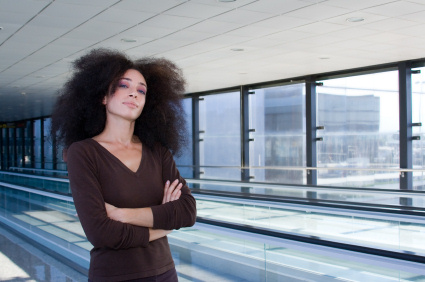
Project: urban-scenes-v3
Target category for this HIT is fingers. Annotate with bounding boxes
[162,179,183,204]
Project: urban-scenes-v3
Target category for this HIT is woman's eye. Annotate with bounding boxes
[118,84,128,88]
[138,89,146,95]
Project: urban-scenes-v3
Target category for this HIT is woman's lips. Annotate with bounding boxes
[123,102,138,108]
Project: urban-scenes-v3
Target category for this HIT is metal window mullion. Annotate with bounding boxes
[306,76,317,186]
[40,118,44,169]
[20,127,25,168]
[30,119,35,168]
[241,86,250,181]
[398,62,413,198]
[192,95,201,179]
[0,128,2,170]
[5,128,9,169]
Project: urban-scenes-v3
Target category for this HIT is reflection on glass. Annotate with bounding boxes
[1,128,8,170]
[25,121,32,168]
[34,120,42,169]
[249,83,306,184]
[16,127,24,168]
[8,128,16,168]
[174,98,193,179]
[412,67,425,191]
[44,118,53,170]
[199,92,241,180]
[317,71,399,188]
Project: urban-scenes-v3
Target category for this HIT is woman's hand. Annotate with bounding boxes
[162,179,182,204]
[105,202,127,223]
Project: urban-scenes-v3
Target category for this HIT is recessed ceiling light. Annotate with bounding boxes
[21,92,26,95]
[121,38,137,43]
[346,17,364,23]
[218,0,236,2]
[231,48,244,51]
[320,57,330,60]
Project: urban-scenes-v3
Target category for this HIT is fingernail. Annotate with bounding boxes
[166,180,170,185]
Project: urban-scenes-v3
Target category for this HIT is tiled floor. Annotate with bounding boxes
[0,224,87,282]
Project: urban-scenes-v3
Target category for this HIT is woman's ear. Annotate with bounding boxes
[102,96,107,105]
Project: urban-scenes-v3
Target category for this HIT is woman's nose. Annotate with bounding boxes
[129,90,138,98]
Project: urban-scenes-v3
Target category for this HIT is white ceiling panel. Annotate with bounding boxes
[64,20,131,42]
[0,11,37,26]
[323,0,399,10]
[93,8,155,25]
[112,0,187,13]
[400,10,425,23]
[241,0,311,15]
[141,14,201,30]
[190,0,257,9]
[211,9,273,25]
[164,2,231,19]
[386,23,425,38]
[0,0,51,13]
[186,19,244,34]
[360,18,420,31]
[363,1,425,17]
[252,15,314,31]
[55,0,119,6]
[225,25,281,38]
[292,21,348,34]
[118,25,174,40]
[284,3,352,21]
[324,11,388,26]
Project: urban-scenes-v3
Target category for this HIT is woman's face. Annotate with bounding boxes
[103,69,147,122]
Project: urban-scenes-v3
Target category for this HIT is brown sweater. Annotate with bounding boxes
[67,138,196,281]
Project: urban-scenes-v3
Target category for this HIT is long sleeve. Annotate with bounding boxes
[67,141,150,249]
[150,146,197,230]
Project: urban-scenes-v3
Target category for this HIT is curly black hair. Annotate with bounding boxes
[51,48,188,156]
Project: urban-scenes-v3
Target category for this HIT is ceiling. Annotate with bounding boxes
[2,0,425,122]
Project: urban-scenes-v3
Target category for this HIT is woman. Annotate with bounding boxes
[51,48,196,282]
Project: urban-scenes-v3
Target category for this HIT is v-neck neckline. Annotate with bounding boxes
[89,138,143,175]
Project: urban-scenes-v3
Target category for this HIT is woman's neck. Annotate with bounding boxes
[96,117,137,145]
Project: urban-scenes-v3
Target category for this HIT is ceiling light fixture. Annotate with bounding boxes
[218,0,236,2]
[121,38,137,43]
[346,17,364,23]
[231,48,244,51]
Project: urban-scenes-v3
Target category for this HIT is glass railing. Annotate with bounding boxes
[0,171,70,194]
[1,184,424,281]
[2,171,425,257]
[194,194,425,257]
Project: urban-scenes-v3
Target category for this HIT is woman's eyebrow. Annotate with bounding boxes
[121,77,147,87]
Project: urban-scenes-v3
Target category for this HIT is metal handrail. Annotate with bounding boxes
[177,164,425,172]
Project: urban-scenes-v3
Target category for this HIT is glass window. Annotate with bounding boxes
[44,118,53,169]
[174,98,193,179]
[316,71,399,188]
[25,121,33,168]
[199,91,241,180]
[248,83,306,184]
[8,127,16,168]
[34,119,42,169]
[1,128,7,170]
[412,67,425,191]
[16,126,24,167]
